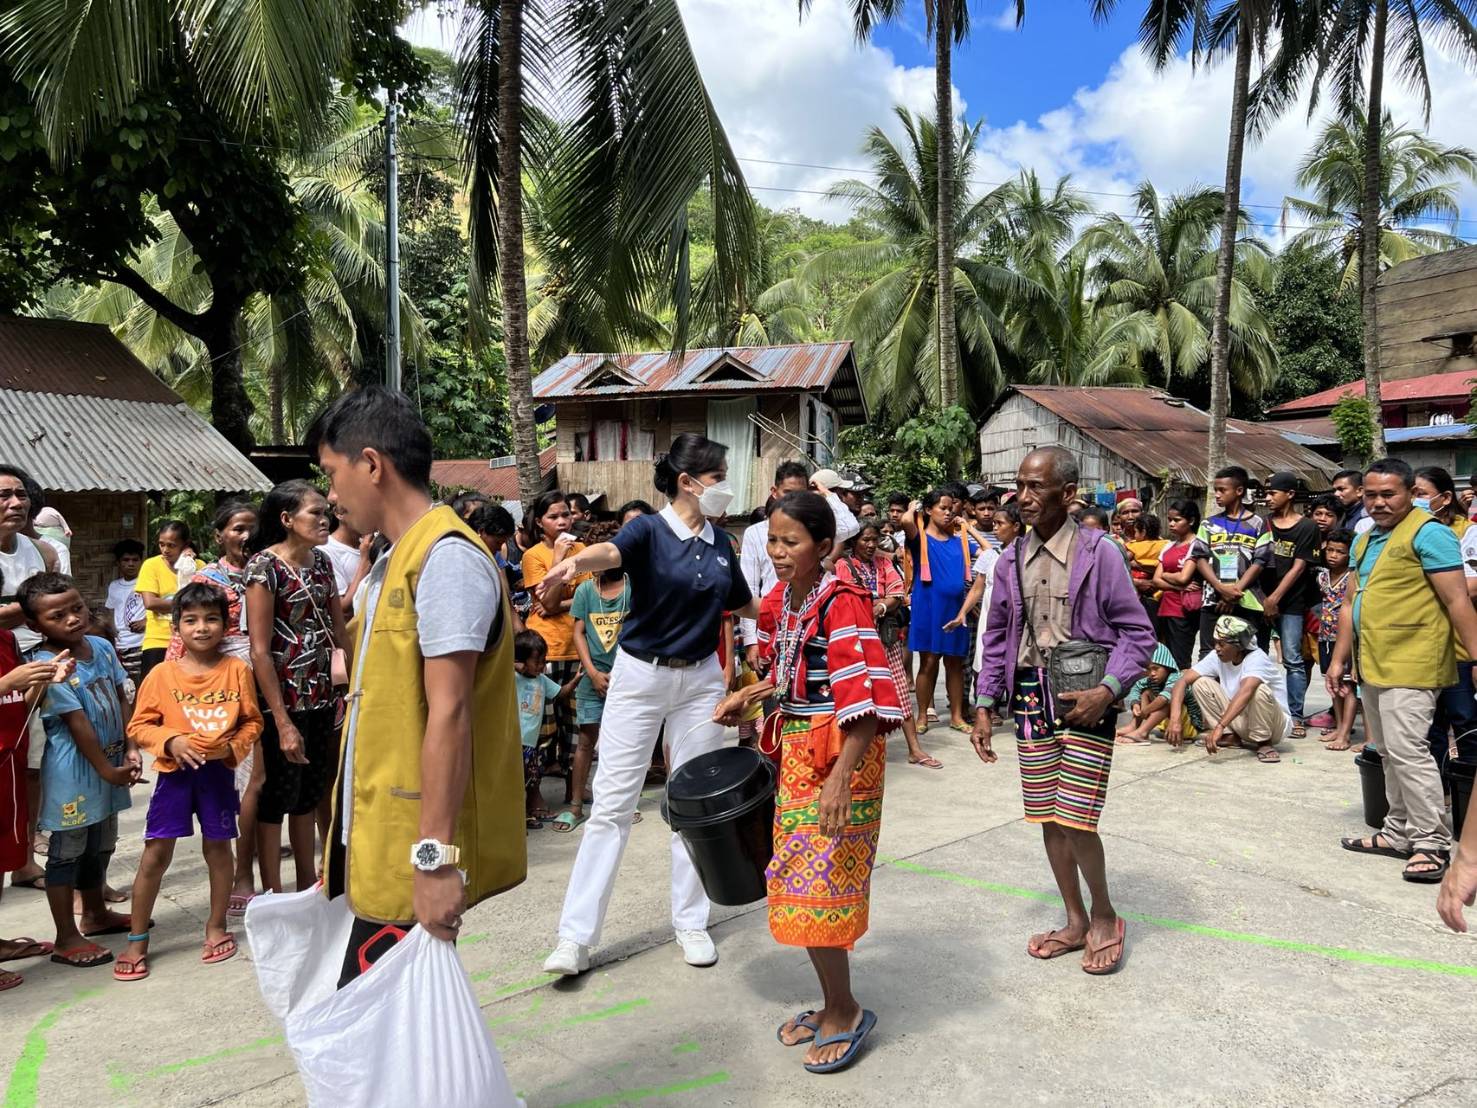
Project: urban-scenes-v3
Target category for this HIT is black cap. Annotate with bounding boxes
[1266,471,1300,493]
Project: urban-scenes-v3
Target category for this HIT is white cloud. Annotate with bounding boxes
[990,3,1023,32]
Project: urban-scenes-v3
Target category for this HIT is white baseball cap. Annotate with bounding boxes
[810,468,855,490]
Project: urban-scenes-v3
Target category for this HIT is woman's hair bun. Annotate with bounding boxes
[653,453,679,496]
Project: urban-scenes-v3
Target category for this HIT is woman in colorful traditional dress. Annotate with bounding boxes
[835,520,939,768]
[718,490,902,1075]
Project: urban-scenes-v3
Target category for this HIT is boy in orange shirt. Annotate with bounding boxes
[115,584,262,981]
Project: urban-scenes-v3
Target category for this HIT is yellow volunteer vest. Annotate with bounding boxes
[1352,507,1455,690]
[328,505,526,923]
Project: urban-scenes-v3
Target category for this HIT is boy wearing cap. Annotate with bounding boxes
[1261,472,1320,734]
[1116,644,1202,744]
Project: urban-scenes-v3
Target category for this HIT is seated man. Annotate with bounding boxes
[1116,644,1202,745]
[1166,615,1290,764]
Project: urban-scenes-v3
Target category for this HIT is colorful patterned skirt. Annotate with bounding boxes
[766,713,885,950]
[1011,668,1115,833]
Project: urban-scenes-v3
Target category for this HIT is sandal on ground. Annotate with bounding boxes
[50,942,114,968]
[1082,918,1127,976]
[803,1009,877,1074]
[0,937,54,963]
[948,722,972,734]
[202,934,237,964]
[1290,723,1307,738]
[113,947,150,982]
[0,968,21,992]
[777,1010,820,1047]
[1340,834,1411,860]
[1255,746,1281,763]
[9,873,46,891]
[551,811,586,834]
[525,815,545,830]
[1028,929,1085,960]
[1324,737,1354,751]
[908,754,943,769]
[1402,851,1450,884]
[227,893,256,916]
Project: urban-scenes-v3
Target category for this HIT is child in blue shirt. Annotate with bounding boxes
[20,573,139,968]
[514,630,579,829]
[1117,644,1204,745]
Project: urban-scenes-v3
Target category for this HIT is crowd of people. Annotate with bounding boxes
[2,401,1476,1084]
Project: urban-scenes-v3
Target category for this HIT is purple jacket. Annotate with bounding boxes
[976,525,1156,706]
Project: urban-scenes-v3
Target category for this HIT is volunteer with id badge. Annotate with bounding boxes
[539,434,757,977]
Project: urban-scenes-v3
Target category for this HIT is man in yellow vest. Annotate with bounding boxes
[1327,458,1477,886]
[311,386,524,987]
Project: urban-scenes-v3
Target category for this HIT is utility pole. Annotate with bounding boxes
[384,91,402,391]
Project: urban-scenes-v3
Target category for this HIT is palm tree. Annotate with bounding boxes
[456,0,761,504]
[1093,0,1318,492]
[1075,182,1278,398]
[1283,111,1477,288]
[801,1,1023,411]
[802,108,1041,421]
[1299,0,1477,458]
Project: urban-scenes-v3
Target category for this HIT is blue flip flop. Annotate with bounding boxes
[803,1009,877,1074]
[777,1010,820,1047]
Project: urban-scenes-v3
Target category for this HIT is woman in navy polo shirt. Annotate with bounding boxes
[538,434,756,977]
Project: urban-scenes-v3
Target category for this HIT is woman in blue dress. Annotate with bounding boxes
[900,488,978,733]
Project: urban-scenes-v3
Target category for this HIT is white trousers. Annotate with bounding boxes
[557,648,729,946]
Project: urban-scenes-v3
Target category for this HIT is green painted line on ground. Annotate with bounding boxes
[4,989,99,1108]
[672,1041,701,1054]
[885,858,1477,980]
[493,972,557,997]
[559,998,649,1027]
[108,1035,286,1093]
[460,932,488,945]
[554,1071,730,1108]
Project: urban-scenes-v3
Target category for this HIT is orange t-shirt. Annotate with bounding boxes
[521,541,591,661]
[127,656,263,772]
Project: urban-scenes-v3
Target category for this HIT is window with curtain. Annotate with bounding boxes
[706,397,757,514]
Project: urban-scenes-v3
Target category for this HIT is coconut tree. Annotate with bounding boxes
[802,107,1042,422]
[1283,111,1477,288]
[457,0,761,504]
[800,1,1024,411]
[1092,0,1322,493]
[1296,0,1477,458]
[1075,182,1278,398]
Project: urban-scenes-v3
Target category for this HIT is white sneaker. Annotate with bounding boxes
[542,939,590,976]
[674,928,717,967]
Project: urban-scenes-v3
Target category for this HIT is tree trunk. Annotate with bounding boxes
[1206,20,1252,496]
[1359,0,1389,460]
[204,311,256,453]
[498,0,542,505]
[934,0,958,411]
[269,359,285,443]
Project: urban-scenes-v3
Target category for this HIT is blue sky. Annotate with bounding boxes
[404,1,1477,239]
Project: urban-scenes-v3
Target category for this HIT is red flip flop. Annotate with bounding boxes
[50,942,114,968]
[0,937,54,963]
[1082,918,1127,976]
[202,934,237,964]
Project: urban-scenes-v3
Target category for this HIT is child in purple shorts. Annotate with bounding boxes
[115,584,264,981]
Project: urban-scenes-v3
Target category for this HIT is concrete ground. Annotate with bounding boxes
[2,682,1474,1108]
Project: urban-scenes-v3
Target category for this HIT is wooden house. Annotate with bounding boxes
[0,316,269,609]
[979,386,1337,508]
[531,342,865,512]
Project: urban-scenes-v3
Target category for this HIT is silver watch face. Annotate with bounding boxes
[414,841,440,868]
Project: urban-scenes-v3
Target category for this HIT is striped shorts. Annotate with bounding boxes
[1011,668,1115,833]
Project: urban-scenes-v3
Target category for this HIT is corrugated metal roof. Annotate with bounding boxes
[1,390,271,493]
[1385,423,1475,443]
[431,446,557,502]
[532,342,864,420]
[1268,370,1475,414]
[0,316,182,403]
[1008,386,1339,490]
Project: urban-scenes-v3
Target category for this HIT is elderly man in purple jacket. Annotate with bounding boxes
[972,446,1156,975]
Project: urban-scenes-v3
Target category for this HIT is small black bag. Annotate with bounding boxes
[877,606,907,648]
[1013,537,1110,695]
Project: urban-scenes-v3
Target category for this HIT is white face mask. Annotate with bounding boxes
[693,477,734,518]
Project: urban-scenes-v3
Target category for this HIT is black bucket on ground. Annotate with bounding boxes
[1355,746,1389,830]
[1448,758,1476,841]
[663,747,776,906]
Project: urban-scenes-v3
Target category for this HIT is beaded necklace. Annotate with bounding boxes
[771,574,827,702]
[846,555,878,597]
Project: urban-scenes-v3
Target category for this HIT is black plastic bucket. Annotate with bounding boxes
[664,746,776,906]
[1449,758,1476,841]
[1355,746,1389,830]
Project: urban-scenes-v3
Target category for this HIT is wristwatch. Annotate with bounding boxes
[409,838,461,872]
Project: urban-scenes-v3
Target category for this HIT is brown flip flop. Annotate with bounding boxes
[1028,929,1086,960]
[1082,918,1126,976]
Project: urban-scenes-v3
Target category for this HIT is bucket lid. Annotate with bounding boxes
[665,747,774,825]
